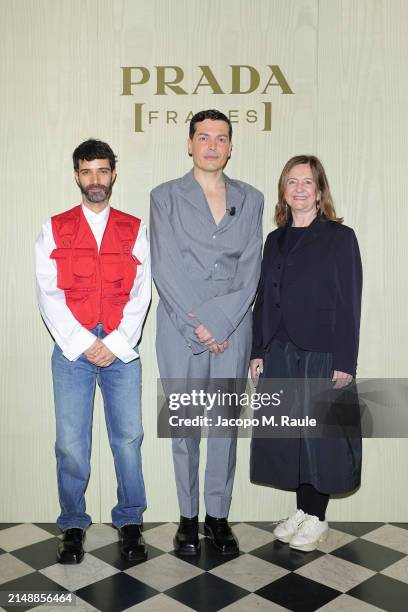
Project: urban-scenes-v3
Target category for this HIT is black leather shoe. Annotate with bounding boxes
[118,525,147,563]
[204,514,239,554]
[174,516,200,555]
[57,528,85,564]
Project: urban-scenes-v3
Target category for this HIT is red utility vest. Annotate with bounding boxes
[51,205,141,333]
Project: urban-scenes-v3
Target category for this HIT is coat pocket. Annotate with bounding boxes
[318,308,335,326]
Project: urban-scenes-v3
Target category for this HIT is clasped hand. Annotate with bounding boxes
[84,339,116,367]
[194,324,229,353]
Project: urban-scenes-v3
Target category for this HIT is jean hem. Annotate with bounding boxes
[114,520,143,529]
[57,523,91,531]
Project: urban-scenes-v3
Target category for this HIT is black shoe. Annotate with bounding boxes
[118,525,147,563]
[204,514,239,555]
[174,516,200,556]
[57,528,85,564]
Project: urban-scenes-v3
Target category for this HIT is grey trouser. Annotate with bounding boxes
[157,302,252,518]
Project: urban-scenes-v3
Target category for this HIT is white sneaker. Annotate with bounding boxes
[289,515,328,552]
[273,509,306,543]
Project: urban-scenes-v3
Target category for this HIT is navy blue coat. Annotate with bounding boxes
[251,217,363,376]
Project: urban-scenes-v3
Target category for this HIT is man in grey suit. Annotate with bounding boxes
[150,109,263,555]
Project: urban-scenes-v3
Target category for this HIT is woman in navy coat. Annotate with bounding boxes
[250,155,362,552]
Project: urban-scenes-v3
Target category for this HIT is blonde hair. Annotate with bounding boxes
[275,155,343,227]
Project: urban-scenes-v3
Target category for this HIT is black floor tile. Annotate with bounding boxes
[197,521,239,537]
[329,521,385,537]
[90,540,165,570]
[246,521,276,533]
[347,573,408,612]
[0,523,20,531]
[12,537,61,570]
[76,572,158,612]
[1,521,408,612]
[250,539,324,571]
[165,572,249,612]
[33,523,62,537]
[169,536,240,571]
[1,571,67,612]
[142,522,166,531]
[331,538,405,572]
[256,572,341,612]
[390,523,408,531]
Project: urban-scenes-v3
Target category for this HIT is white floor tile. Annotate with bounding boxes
[40,554,119,591]
[295,554,375,593]
[0,553,35,584]
[125,553,203,591]
[211,553,288,592]
[0,525,54,552]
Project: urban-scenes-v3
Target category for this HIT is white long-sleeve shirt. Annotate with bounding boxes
[35,204,151,363]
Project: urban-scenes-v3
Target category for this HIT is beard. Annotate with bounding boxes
[80,183,111,204]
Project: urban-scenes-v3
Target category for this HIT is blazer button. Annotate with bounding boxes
[275,303,280,308]
[274,282,278,288]
[277,264,281,269]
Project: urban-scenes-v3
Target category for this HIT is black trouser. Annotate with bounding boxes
[296,483,329,521]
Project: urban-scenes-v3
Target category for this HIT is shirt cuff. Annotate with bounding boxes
[103,330,139,363]
[62,328,97,361]
[193,302,234,344]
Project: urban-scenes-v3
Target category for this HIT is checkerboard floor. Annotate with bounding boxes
[1,522,408,611]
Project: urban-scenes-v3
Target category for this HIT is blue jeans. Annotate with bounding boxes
[51,325,146,530]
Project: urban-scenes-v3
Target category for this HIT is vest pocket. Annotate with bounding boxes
[100,253,124,284]
[50,248,73,289]
[103,263,124,282]
[73,249,95,279]
[66,293,94,325]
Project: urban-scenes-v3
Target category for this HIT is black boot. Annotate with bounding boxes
[57,528,85,564]
[174,516,200,555]
[118,525,147,563]
[204,514,239,555]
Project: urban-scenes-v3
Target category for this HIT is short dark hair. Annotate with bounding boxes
[73,139,117,172]
[189,109,232,140]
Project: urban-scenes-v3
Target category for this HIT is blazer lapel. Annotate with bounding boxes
[277,226,288,254]
[217,174,245,230]
[177,169,215,224]
[177,169,245,228]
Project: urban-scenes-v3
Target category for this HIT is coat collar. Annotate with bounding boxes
[277,216,327,254]
[177,168,245,228]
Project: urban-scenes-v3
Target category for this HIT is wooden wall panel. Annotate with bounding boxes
[315,0,408,520]
[96,0,319,522]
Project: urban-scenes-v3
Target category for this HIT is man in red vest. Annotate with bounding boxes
[35,139,150,564]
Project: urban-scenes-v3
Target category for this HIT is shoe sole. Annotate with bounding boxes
[274,534,293,544]
[203,524,239,555]
[289,530,329,552]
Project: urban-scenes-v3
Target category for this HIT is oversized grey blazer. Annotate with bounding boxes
[150,169,264,357]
